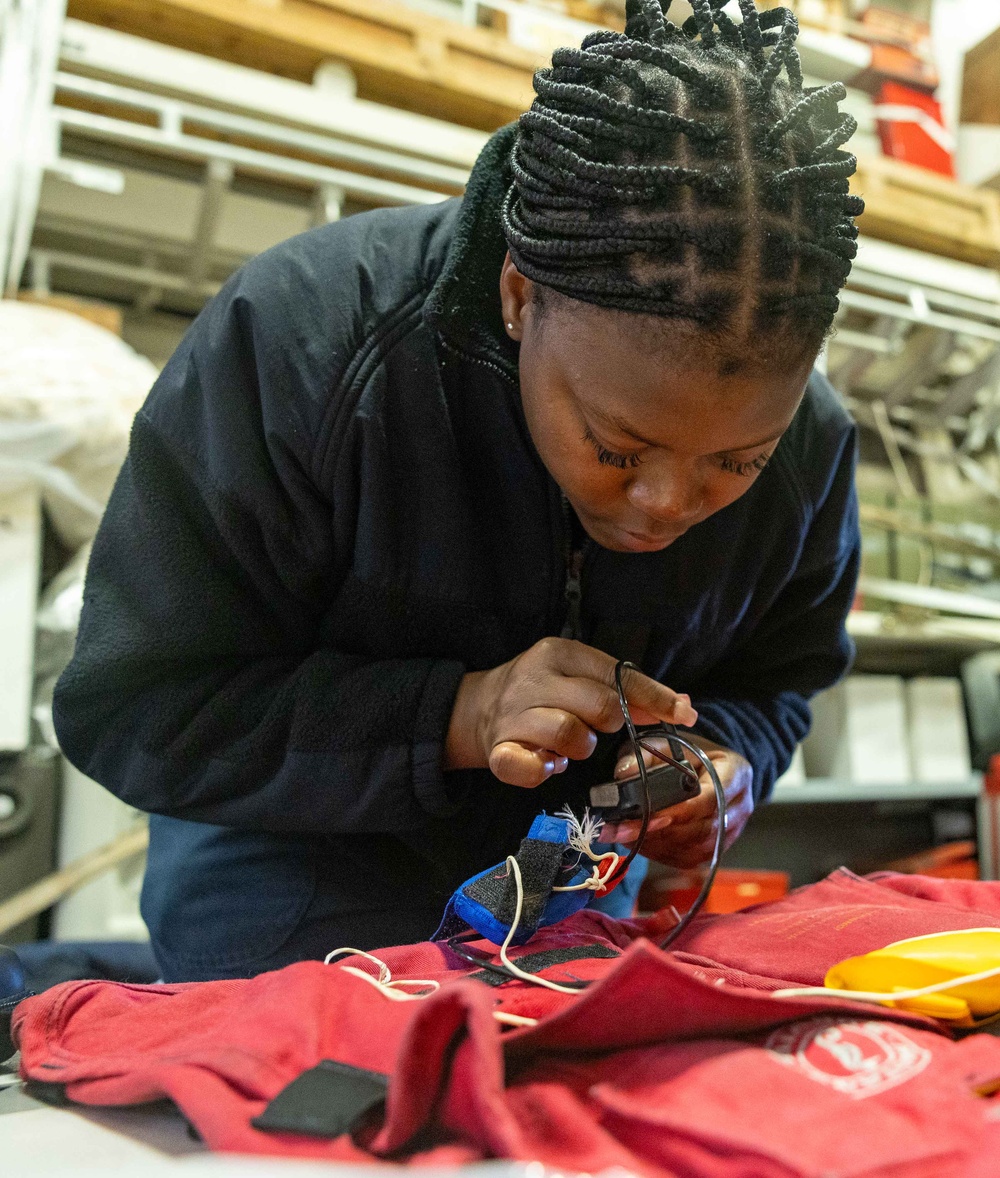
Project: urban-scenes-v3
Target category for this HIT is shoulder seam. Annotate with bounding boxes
[311,282,434,487]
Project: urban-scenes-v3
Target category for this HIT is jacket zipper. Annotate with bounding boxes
[560,493,593,642]
[561,547,584,640]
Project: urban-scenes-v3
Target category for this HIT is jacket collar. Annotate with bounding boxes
[424,124,520,382]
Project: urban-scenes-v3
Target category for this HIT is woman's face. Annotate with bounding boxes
[500,256,816,554]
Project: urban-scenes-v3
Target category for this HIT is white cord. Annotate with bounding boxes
[324,945,539,1026]
[774,963,1000,1006]
[494,1011,538,1027]
[550,805,619,893]
[340,966,440,1001]
[498,856,591,995]
[325,946,390,975]
[324,947,440,1000]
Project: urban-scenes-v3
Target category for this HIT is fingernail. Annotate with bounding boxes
[616,759,637,779]
[554,756,569,774]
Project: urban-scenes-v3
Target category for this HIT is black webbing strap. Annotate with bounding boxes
[469,943,621,987]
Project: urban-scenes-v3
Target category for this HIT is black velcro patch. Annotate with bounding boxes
[252,1059,388,1139]
[470,944,621,987]
[465,837,564,932]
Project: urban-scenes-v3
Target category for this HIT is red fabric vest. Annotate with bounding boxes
[15,870,1000,1176]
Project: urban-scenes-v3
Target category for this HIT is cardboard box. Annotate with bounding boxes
[804,675,913,785]
[962,24,1000,127]
[906,677,971,785]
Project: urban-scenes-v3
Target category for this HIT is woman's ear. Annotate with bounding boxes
[499,252,532,342]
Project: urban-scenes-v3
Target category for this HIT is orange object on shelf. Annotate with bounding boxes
[640,868,790,917]
[704,869,791,914]
[926,860,980,881]
[882,842,979,881]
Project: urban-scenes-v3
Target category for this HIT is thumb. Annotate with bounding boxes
[489,741,569,788]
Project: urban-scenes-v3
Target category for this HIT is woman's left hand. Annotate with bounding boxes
[599,735,754,869]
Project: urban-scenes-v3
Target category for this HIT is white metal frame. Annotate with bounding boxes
[59,18,487,168]
[24,19,496,309]
[0,0,67,294]
[51,73,461,207]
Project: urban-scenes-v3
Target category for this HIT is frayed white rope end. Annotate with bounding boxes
[554,804,604,856]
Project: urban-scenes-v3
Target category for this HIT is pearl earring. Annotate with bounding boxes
[507,322,514,330]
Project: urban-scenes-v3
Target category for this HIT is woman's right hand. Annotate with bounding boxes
[444,637,697,788]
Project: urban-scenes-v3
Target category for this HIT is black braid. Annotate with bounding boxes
[501,0,865,346]
[689,0,718,48]
[737,0,766,66]
[759,8,799,92]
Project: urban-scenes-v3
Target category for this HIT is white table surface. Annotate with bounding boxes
[0,1067,544,1178]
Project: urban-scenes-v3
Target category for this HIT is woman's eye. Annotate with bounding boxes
[720,453,771,478]
[583,425,640,470]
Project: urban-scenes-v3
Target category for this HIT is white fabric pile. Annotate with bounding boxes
[0,299,157,549]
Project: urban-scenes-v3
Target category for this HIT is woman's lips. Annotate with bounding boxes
[617,526,684,552]
[577,507,688,552]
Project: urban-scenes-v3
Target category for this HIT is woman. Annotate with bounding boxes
[54,0,861,981]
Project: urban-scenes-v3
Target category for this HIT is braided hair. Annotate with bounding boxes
[501,0,864,351]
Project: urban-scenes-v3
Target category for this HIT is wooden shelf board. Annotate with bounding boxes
[66,0,541,130]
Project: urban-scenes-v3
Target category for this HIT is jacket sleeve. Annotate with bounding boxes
[53,257,467,835]
[686,427,860,804]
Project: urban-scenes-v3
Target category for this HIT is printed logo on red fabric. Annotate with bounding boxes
[766,1018,932,1099]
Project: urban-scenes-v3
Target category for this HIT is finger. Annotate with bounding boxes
[663,817,717,847]
[533,681,625,736]
[600,809,674,845]
[488,742,566,788]
[604,783,717,843]
[505,670,625,737]
[616,662,698,728]
[641,826,718,868]
[659,790,721,826]
[548,642,698,728]
[498,707,598,761]
[614,740,682,780]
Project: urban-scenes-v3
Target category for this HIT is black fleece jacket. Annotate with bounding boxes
[54,127,859,895]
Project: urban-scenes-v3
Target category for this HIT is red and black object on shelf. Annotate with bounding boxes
[875,80,956,178]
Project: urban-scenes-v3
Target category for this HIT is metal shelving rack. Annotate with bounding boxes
[772,776,982,804]
[14,18,489,315]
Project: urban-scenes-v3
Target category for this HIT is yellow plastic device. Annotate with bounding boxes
[822,928,1000,1026]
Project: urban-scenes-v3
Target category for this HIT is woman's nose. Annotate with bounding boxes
[626,464,704,525]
